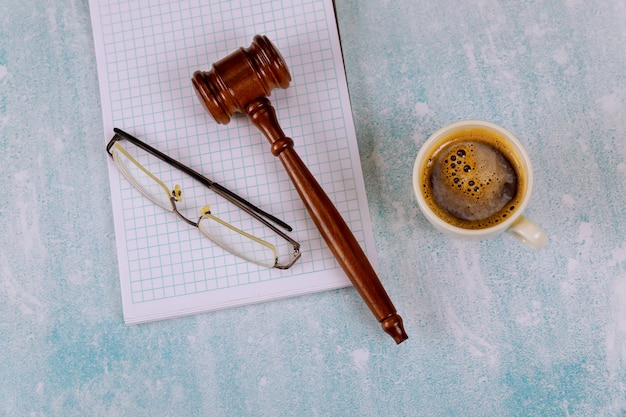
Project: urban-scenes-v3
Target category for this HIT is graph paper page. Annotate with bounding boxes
[90,0,378,323]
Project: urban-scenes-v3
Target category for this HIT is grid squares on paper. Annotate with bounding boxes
[96,0,372,311]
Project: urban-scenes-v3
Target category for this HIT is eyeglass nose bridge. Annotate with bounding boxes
[169,195,199,228]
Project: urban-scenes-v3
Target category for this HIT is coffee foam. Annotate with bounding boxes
[430,141,517,222]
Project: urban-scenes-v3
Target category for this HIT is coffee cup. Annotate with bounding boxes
[412,120,547,249]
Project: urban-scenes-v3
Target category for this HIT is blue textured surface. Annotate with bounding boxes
[2,0,626,416]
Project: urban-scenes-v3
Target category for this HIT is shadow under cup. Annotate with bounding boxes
[412,120,542,245]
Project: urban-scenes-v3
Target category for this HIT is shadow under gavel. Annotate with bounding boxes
[192,35,407,344]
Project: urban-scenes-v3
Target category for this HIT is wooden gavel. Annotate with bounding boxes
[192,35,407,344]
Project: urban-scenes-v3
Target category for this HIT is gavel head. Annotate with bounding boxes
[192,35,291,125]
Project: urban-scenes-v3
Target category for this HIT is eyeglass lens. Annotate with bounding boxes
[111,144,173,212]
[198,214,278,268]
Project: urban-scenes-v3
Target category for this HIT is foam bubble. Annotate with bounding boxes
[431,141,517,221]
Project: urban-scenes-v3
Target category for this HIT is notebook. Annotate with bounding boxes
[89,0,379,323]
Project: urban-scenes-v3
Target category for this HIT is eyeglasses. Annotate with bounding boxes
[106,128,301,269]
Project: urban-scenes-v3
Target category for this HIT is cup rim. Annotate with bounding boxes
[412,120,534,237]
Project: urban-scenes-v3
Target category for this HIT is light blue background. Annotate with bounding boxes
[2,0,626,416]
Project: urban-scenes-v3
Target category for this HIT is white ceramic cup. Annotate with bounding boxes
[412,120,547,249]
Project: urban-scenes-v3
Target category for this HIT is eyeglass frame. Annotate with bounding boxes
[106,128,301,269]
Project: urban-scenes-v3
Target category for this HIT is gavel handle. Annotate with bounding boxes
[246,98,407,344]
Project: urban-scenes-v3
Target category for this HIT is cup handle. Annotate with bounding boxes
[506,215,548,249]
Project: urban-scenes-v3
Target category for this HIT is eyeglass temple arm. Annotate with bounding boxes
[108,128,293,233]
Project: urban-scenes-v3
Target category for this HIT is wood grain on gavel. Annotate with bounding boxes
[192,35,407,344]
